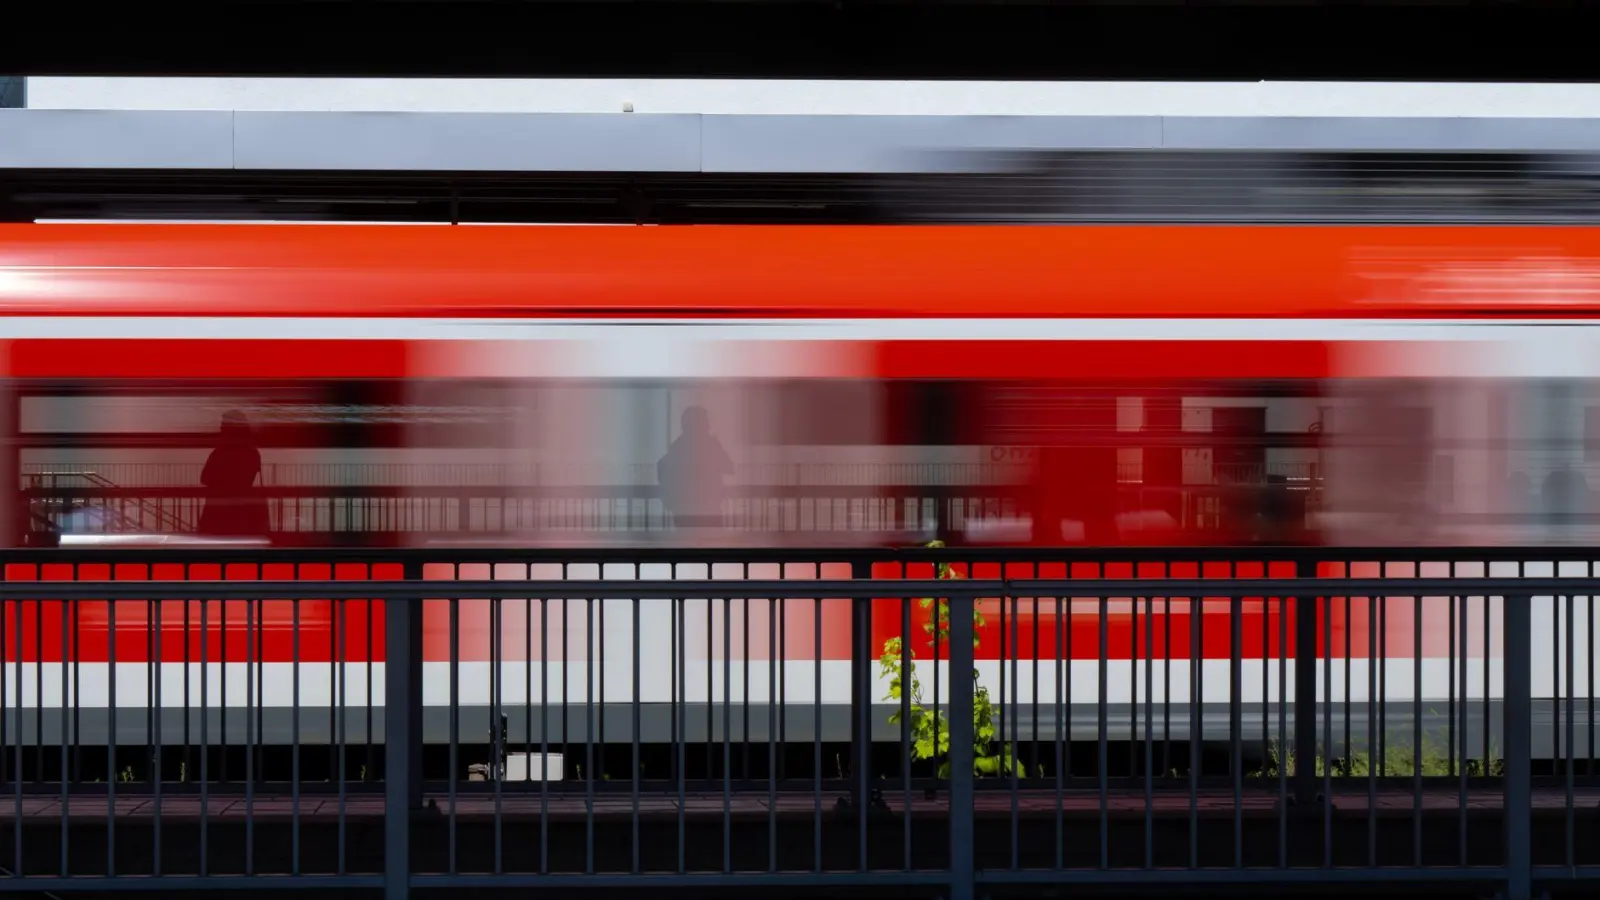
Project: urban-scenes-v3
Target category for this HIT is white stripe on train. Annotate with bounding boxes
[1,657,1590,708]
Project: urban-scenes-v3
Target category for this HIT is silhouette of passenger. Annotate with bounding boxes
[1505,471,1533,516]
[198,411,270,537]
[1542,467,1590,519]
[657,406,734,529]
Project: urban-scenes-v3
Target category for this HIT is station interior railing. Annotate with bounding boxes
[0,544,1592,899]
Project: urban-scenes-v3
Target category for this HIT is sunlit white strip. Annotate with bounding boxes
[0,660,1546,708]
[0,316,1598,342]
[30,78,1600,119]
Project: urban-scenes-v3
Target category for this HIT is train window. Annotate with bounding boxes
[4,375,1352,549]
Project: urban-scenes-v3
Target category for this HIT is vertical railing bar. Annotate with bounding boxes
[1567,591,1576,870]
[292,596,301,877]
[1344,592,1352,796]
[365,596,374,787]
[71,588,81,791]
[669,567,679,795]
[524,594,532,806]
[722,595,732,875]
[1032,573,1041,785]
[1504,591,1533,900]
[1553,582,1562,792]
[36,596,43,789]
[1062,576,1075,787]
[1165,586,1173,780]
[934,563,944,807]
[1323,586,1333,868]
[587,595,597,875]
[1126,586,1135,785]
[1458,594,1469,869]
[743,595,751,785]
[1262,583,1270,806]
[383,588,415,900]
[541,596,550,876]
[1098,592,1108,871]
[1189,581,1200,870]
[632,592,642,876]
[493,595,504,876]
[1379,588,1388,783]
[778,592,787,786]
[1232,591,1243,870]
[1278,590,1287,870]
[220,596,228,787]
[1590,562,1597,781]
[948,588,975,900]
[1010,593,1021,872]
[327,586,336,802]
[812,595,823,874]
[1294,571,1318,809]
[337,595,347,877]
[152,596,161,877]
[183,597,190,797]
[107,597,116,878]
[1483,587,1491,790]
[563,568,570,782]
[257,591,266,800]
[245,597,255,877]
[769,593,779,875]
[901,593,912,872]
[706,593,714,786]
[448,596,459,876]
[1449,566,1457,779]
[676,593,687,876]
[1367,592,1377,870]
[1413,592,1422,868]
[59,598,69,878]
[1055,592,1065,871]
[1147,594,1156,871]
[200,595,210,878]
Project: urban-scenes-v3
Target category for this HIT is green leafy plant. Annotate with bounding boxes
[879,541,1016,778]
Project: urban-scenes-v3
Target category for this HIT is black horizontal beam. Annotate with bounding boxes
[10,153,1600,226]
[0,544,1592,565]
[0,577,1587,600]
[5,4,1600,80]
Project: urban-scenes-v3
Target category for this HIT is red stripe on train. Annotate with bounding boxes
[0,561,1493,663]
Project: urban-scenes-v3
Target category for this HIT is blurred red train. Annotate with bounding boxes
[0,222,1596,744]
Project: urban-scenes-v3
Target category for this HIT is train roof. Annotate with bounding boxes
[4,223,1600,319]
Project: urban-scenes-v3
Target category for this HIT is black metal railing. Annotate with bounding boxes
[0,544,1593,899]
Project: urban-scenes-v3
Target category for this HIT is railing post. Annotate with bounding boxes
[849,560,875,826]
[1503,592,1533,900]
[947,590,975,900]
[402,562,426,812]
[1293,560,1319,806]
[385,592,419,900]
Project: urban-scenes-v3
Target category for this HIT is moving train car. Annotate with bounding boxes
[0,222,1596,761]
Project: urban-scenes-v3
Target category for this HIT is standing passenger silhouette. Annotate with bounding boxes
[657,406,734,529]
[198,411,269,537]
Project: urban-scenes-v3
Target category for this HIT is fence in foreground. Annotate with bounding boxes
[0,545,1594,899]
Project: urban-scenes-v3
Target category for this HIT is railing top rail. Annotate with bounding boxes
[0,577,1591,600]
[3,543,1600,565]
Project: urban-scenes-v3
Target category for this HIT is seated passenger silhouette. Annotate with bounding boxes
[657,406,734,529]
[1542,467,1591,519]
[1505,471,1533,517]
[198,411,270,537]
